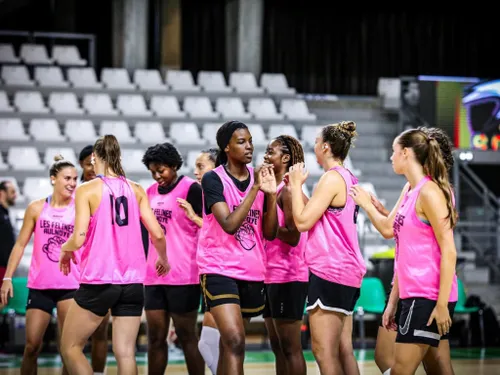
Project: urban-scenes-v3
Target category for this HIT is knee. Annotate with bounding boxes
[175,325,197,344]
[280,336,299,358]
[374,350,392,372]
[147,329,167,348]
[220,331,245,357]
[113,343,136,360]
[268,336,281,355]
[24,340,43,358]
[312,341,337,364]
[339,339,354,360]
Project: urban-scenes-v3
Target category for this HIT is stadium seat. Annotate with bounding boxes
[215,97,252,120]
[1,65,35,86]
[83,93,118,115]
[64,120,97,142]
[121,149,147,172]
[7,147,44,171]
[51,45,87,66]
[260,73,296,95]
[183,96,220,119]
[116,94,153,117]
[170,122,206,145]
[300,125,321,147]
[248,98,284,121]
[378,78,401,110]
[35,66,69,87]
[68,67,103,88]
[99,121,136,143]
[134,121,170,144]
[150,95,187,118]
[0,91,15,112]
[229,72,264,94]
[101,68,136,90]
[344,156,361,176]
[0,153,8,171]
[165,70,201,92]
[354,277,386,314]
[29,119,66,142]
[44,147,78,166]
[20,43,53,65]
[201,123,220,145]
[247,124,268,146]
[197,71,232,93]
[24,177,53,201]
[268,124,299,140]
[48,92,85,114]
[14,91,50,113]
[0,118,30,141]
[0,43,21,64]
[304,152,323,176]
[186,150,201,170]
[280,99,317,122]
[133,69,168,91]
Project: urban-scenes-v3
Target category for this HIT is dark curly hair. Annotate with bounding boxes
[419,127,454,171]
[142,142,183,171]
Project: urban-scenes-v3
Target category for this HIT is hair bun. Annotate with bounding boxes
[338,121,357,139]
[53,154,64,162]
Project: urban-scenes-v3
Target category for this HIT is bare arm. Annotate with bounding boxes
[61,185,91,252]
[276,186,302,246]
[289,171,338,232]
[262,192,278,241]
[419,183,457,308]
[2,201,41,279]
[137,185,167,260]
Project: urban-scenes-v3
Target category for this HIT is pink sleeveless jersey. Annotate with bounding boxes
[393,176,458,302]
[265,182,308,283]
[29,196,80,289]
[197,165,266,281]
[79,176,146,284]
[306,166,366,288]
[144,177,200,285]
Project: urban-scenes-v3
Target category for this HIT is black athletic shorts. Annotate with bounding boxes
[306,272,360,315]
[74,283,144,317]
[200,274,265,319]
[396,297,457,347]
[26,288,76,315]
[262,282,308,320]
[144,284,201,314]
[380,288,403,328]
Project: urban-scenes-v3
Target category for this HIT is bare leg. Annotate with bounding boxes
[90,310,110,373]
[21,309,52,375]
[145,310,169,375]
[264,317,286,375]
[111,316,141,375]
[392,342,429,375]
[171,311,205,375]
[56,299,74,375]
[422,340,455,375]
[60,302,104,375]
[273,318,306,375]
[338,315,360,375]
[374,327,397,373]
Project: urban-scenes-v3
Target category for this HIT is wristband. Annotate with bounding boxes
[2,277,12,281]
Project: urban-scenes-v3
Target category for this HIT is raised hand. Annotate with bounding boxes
[348,185,372,209]
[259,163,277,194]
[288,162,309,187]
[177,198,196,220]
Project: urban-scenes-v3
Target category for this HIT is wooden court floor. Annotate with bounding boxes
[1,349,499,374]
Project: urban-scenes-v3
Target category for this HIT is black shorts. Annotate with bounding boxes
[306,272,360,315]
[262,282,308,320]
[396,298,457,347]
[201,274,265,318]
[144,284,201,314]
[26,288,76,315]
[380,288,403,328]
[74,283,144,317]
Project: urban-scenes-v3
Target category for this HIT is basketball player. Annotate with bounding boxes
[78,144,109,375]
[262,135,309,375]
[351,129,458,374]
[1,156,78,375]
[287,121,366,375]
[177,148,221,375]
[58,135,169,375]
[198,121,278,375]
[141,142,204,375]
[351,127,457,375]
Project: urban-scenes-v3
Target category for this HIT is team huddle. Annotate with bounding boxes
[0,120,458,375]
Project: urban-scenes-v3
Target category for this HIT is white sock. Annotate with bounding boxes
[383,369,391,375]
[198,326,220,375]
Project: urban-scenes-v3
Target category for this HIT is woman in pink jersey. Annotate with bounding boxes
[367,128,456,375]
[350,127,458,375]
[77,144,109,375]
[58,135,170,375]
[0,155,78,375]
[178,148,222,375]
[141,142,204,375]
[262,135,309,375]
[198,120,278,375]
[288,121,366,375]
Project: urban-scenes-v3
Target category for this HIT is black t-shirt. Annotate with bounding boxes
[141,176,203,256]
[201,167,266,215]
[0,205,15,266]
